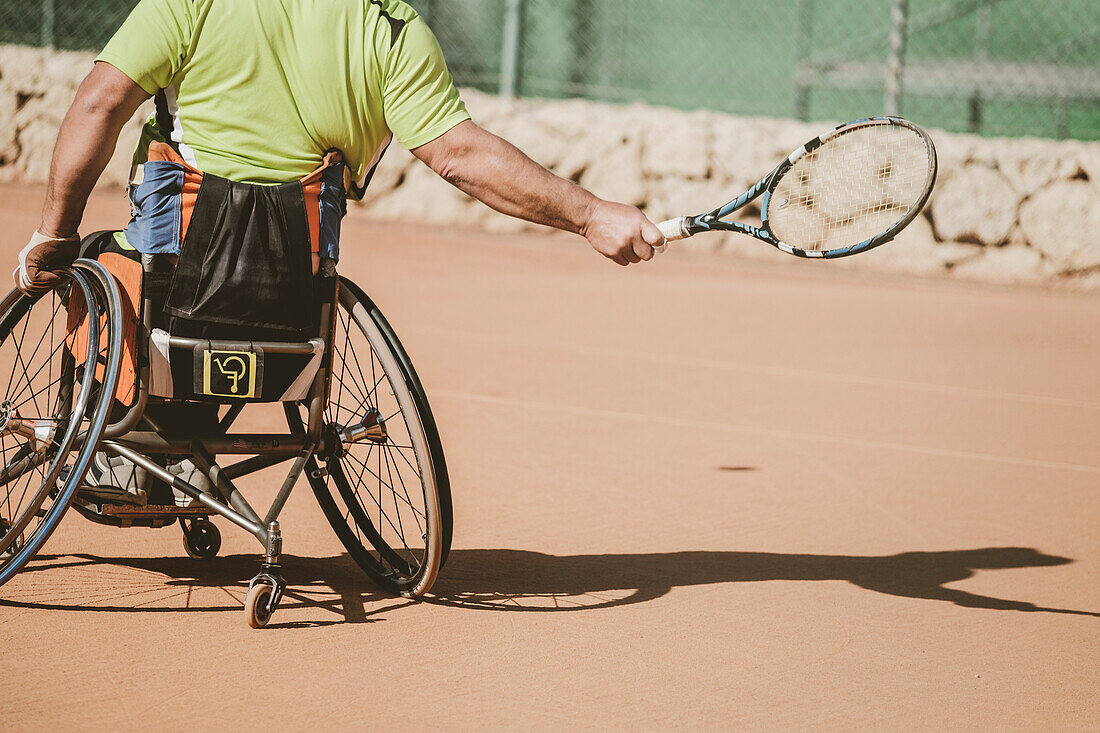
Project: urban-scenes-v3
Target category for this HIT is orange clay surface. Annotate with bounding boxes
[0,183,1098,730]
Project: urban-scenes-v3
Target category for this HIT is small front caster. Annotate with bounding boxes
[245,581,276,628]
[181,517,221,561]
[245,565,286,629]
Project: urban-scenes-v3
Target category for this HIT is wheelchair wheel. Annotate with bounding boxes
[0,264,124,586]
[299,278,452,598]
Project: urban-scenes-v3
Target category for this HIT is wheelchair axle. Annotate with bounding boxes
[0,401,58,453]
[320,408,387,460]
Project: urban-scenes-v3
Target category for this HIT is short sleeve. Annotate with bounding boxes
[95,0,193,95]
[382,18,471,150]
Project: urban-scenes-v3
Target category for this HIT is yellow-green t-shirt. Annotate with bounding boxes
[96,0,469,193]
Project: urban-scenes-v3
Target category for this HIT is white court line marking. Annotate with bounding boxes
[437,390,1100,476]
[417,327,1100,411]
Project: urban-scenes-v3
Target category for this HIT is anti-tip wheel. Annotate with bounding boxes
[245,582,275,629]
[181,518,221,561]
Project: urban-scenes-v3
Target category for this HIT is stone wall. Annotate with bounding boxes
[2,44,1098,290]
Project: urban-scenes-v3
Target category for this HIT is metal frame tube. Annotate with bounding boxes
[221,454,293,480]
[103,439,267,542]
[188,443,264,529]
[263,445,315,526]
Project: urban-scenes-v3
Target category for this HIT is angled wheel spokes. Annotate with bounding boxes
[302,278,450,597]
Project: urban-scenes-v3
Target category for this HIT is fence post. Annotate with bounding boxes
[41,0,56,48]
[499,0,525,99]
[793,0,815,121]
[884,0,908,116]
[969,0,992,133]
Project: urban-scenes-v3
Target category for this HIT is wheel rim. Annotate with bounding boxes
[314,285,443,594]
[0,276,100,559]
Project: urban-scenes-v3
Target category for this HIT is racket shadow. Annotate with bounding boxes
[427,547,1099,617]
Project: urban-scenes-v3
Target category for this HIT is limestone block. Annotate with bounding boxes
[855,216,980,274]
[490,114,571,170]
[578,137,646,207]
[995,140,1082,196]
[16,119,62,181]
[359,163,472,225]
[930,130,975,182]
[710,117,777,192]
[930,164,1019,246]
[528,98,597,139]
[645,176,730,223]
[460,88,516,129]
[549,124,627,183]
[641,110,711,180]
[364,143,417,196]
[0,82,17,162]
[1018,180,1100,270]
[1075,142,1100,193]
[950,244,1046,284]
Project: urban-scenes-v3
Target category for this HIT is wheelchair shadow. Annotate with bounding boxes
[0,552,405,628]
[3,547,1095,625]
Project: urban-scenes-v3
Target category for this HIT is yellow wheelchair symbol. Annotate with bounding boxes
[203,350,258,398]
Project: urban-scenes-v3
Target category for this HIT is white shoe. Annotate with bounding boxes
[168,459,216,507]
[79,452,150,505]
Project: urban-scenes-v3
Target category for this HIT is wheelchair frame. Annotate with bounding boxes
[0,257,450,627]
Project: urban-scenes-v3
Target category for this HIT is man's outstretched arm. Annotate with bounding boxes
[15,62,148,295]
[411,120,664,266]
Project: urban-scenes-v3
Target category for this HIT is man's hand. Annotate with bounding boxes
[581,200,665,266]
[14,231,81,297]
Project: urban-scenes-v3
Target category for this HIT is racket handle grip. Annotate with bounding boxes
[656,217,690,249]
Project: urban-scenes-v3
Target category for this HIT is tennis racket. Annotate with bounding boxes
[655,117,937,258]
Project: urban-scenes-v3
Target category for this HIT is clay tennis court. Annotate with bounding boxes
[1,183,1097,729]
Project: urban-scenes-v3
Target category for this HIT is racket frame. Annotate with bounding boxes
[666,116,937,259]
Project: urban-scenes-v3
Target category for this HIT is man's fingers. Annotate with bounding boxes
[640,218,665,246]
[634,240,655,262]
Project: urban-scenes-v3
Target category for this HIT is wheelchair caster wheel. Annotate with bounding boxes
[245,582,275,628]
[181,518,221,561]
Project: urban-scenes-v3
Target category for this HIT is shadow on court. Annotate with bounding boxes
[0,552,407,628]
[430,547,1100,616]
[2,547,1095,623]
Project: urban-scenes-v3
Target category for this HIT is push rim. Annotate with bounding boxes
[0,273,100,559]
[0,264,125,585]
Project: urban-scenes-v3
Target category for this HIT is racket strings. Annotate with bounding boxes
[768,125,932,252]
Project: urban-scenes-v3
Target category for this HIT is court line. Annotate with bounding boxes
[416,326,1100,411]
[436,389,1100,476]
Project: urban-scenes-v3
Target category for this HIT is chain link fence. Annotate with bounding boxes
[2,0,1098,140]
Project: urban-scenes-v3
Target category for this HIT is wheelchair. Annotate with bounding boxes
[0,253,452,627]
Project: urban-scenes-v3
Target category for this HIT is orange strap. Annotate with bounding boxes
[65,254,142,406]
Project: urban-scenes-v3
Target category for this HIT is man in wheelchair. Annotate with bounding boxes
[4,0,665,626]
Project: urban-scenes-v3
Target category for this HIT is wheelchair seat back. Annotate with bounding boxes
[81,142,347,404]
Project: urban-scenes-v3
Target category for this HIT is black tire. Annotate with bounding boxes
[0,264,123,585]
[181,517,221,561]
[299,277,451,598]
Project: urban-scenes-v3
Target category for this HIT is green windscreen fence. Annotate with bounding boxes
[3,0,1097,140]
